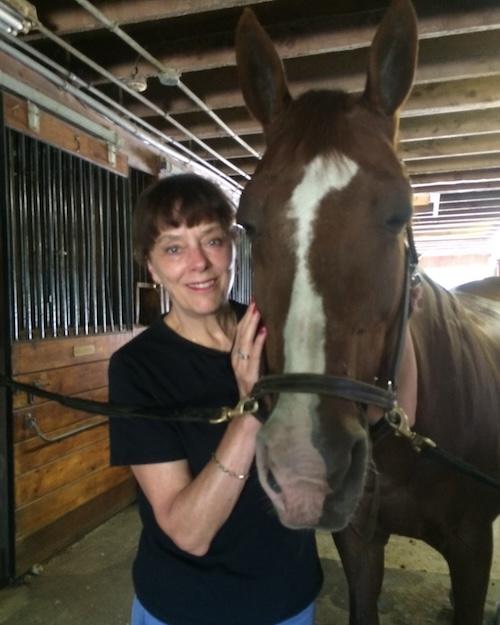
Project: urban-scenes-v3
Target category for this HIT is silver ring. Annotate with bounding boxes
[237,349,250,360]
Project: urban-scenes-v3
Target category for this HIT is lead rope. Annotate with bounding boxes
[0,373,254,425]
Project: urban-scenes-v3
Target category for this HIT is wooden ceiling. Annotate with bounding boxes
[17,0,500,257]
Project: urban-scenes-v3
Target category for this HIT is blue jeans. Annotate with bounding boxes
[131,596,316,625]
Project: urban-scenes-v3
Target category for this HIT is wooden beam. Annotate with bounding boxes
[411,168,500,185]
[413,181,500,194]
[400,108,500,142]
[400,133,500,160]
[414,215,500,226]
[188,131,500,162]
[84,9,500,78]
[124,74,500,118]
[156,107,500,143]
[440,191,500,202]
[407,154,500,176]
[27,0,273,38]
[438,200,500,210]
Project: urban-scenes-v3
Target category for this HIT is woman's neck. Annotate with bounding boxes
[165,304,236,351]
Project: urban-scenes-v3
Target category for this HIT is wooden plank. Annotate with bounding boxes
[3,93,128,177]
[15,439,111,507]
[15,465,131,540]
[12,360,109,409]
[14,419,109,475]
[13,387,108,444]
[29,0,272,38]
[11,331,136,375]
[15,478,136,578]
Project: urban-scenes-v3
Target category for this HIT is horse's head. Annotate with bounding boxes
[235,0,418,530]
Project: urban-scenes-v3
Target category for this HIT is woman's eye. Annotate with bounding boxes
[208,237,224,246]
[165,245,180,255]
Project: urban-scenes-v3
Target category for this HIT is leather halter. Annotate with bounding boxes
[250,226,420,423]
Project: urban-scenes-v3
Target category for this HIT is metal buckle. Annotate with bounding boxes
[209,397,259,424]
[384,405,436,452]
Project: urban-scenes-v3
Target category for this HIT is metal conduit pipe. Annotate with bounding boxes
[72,0,261,160]
[0,38,242,192]
[1,33,242,191]
[32,21,250,180]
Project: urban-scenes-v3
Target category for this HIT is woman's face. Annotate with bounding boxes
[147,220,235,320]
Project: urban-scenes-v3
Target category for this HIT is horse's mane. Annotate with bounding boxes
[453,290,500,342]
[412,272,500,432]
[417,271,500,360]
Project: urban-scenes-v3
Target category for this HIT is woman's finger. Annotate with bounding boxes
[231,305,267,397]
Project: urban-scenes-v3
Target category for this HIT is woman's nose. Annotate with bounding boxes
[188,245,210,269]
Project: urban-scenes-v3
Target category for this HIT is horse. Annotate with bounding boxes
[234,1,500,624]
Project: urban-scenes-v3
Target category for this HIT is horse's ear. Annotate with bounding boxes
[363,0,418,118]
[235,8,292,132]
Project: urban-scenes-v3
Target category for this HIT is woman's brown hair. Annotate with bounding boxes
[133,173,235,265]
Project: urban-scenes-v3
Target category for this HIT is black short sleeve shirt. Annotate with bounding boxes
[108,303,323,625]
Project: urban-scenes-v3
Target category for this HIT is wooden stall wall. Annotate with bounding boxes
[1,92,154,579]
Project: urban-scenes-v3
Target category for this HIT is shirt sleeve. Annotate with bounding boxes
[108,350,186,466]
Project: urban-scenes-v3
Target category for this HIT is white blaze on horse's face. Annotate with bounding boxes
[284,154,359,375]
[256,153,359,530]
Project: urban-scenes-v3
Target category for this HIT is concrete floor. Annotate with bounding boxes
[0,505,499,625]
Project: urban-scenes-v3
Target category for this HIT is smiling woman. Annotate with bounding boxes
[107,173,323,625]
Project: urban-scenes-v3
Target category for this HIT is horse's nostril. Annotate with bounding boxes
[267,469,282,494]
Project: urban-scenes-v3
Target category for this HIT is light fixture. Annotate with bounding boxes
[123,66,148,93]
[0,0,36,36]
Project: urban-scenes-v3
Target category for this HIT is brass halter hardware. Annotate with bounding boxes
[209,397,260,424]
[384,406,436,452]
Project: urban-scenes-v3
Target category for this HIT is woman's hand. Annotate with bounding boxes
[231,302,267,398]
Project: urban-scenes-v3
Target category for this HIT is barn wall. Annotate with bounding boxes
[0,89,156,581]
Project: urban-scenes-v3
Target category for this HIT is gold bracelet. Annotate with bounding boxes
[211,453,249,480]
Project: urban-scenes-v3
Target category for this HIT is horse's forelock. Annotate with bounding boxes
[267,90,353,159]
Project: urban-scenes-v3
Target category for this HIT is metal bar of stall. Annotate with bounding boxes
[123,175,134,329]
[88,166,98,334]
[105,171,116,332]
[68,155,79,336]
[19,136,32,340]
[27,142,38,336]
[96,167,106,332]
[47,146,57,337]
[33,139,46,338]
[79,159,89,335]
[113,177,125,330]
[57,150,69,336]
[6,131,19,341]
[52,149,61,336]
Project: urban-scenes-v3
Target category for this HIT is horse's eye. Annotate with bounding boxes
[385,213,409,233]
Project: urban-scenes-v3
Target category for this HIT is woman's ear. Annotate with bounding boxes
[147,260,160,285]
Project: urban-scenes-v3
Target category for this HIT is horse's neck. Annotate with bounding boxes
[410,277,500,428]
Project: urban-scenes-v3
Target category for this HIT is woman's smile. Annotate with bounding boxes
[186,278,217,291]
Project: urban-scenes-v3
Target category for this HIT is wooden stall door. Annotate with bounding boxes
[11,333,138,577]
